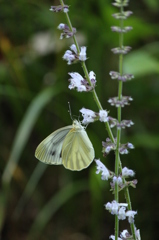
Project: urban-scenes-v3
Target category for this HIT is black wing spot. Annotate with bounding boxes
[50,150,56,156]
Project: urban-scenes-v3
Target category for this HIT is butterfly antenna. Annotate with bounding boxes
[68,102,73,120]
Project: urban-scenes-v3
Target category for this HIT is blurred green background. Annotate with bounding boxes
[1,0,159,239]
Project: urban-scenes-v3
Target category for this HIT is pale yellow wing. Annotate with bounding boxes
[62,128,95,171]
[35,126,72,165]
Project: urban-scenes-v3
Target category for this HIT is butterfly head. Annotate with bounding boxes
[72,120,84,130]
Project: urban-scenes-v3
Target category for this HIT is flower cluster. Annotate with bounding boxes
[109,71,134,82]
[112,11,133,19]
[105,200,137,223]
[95,160,137,192]
[68,71,96,92]
[80,108,108,124]
[110,175,137,192]
[111,46,131,54]
[102,138,134,155]
[108,96,133,107]
[111,26,133,33]
[63,44,87,64]
[108,117,134,129]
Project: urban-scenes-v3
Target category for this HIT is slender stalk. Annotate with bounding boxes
[114,4,125,239]
[116,5,137,239]
[115,152,119,240]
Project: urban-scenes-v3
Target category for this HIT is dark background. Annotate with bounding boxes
[1,0,159,239]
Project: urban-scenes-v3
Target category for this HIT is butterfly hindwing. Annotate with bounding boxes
[62,127,95,171]
[35,126,72,165]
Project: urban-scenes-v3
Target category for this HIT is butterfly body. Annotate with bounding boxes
[35,120,95,171]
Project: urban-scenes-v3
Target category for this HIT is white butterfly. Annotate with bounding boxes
[35,120,95,171]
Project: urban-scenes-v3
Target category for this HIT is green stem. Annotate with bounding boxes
[114,4,125,239]
[115,152,119,240]
[116,5,137,240]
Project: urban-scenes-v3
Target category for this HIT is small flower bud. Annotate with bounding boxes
[127,142,134,149]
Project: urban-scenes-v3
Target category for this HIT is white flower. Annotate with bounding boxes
[79,46,87,61]
[105,200,119,215]
[126,210,137,223]
[122,167,135,177]
[70,44,78,54]
[68,72,86,92]
[80,108,96,124]
[135,228,141,240]
[118,206,126,220]
[105,202,112,211]
[120,230,130,238]
[111,201,119,215]
[63,50,75,65]
[95,159,110,180]
[99,110,108,122]
[109,236,122,240]
[89,71,96,81]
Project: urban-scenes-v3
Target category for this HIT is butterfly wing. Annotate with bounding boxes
[35,126,72,165]
[62,128,95,171]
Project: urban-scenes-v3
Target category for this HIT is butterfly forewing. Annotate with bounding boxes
[35,126,72,165]
[62,126,95,171]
